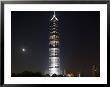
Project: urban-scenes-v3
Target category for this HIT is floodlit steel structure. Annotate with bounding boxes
[49,11,60,76]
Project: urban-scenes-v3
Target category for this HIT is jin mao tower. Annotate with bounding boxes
[49,12,60,76]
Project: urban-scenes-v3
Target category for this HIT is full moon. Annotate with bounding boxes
[22,48,26,52]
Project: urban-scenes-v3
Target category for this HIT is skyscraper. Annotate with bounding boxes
[49,12,60,76]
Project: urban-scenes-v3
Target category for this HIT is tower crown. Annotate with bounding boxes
[50,11,58,21]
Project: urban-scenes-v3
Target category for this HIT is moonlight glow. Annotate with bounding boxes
[22,48,26,52]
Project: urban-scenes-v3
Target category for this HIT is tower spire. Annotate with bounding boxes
[54,11,56,17]
[50,11,58,21]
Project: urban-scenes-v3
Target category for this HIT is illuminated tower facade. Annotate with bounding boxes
[49,12,60,76]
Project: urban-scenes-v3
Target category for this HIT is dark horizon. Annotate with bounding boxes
[11,11,100,77]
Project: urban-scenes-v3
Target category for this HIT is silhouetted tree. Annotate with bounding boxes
[58,74,63,77]
[12,71,43,77]
[52,74,57,77]
[35,72,43,77]
[45,74,50,77]
[12,73,16,77]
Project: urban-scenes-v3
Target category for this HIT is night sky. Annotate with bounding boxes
[11,11,100,76]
